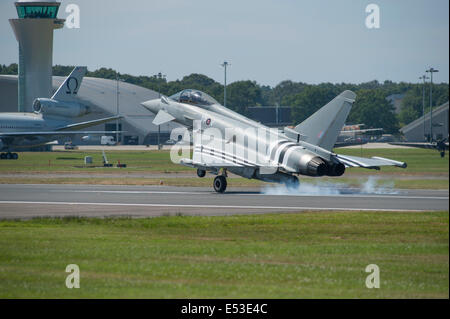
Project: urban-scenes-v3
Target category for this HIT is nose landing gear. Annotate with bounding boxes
[197,169,206,178]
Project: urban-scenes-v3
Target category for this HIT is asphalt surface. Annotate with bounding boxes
[0,184,447,219]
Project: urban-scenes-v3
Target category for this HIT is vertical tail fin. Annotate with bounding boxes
[294,90,356,151]
[52,66,87,101]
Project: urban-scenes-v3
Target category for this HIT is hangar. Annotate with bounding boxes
[0,74,182,145]
[400,101,449,142]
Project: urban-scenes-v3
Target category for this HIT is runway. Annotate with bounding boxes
[0,184,447,219]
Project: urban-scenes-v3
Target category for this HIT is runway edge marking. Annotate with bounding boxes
[0,200,440,212]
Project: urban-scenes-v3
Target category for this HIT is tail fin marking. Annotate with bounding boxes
[52,66,87,102]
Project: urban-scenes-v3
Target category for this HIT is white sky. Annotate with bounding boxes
[0,0,448,86]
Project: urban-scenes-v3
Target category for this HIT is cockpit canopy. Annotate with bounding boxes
[169,89,219,107]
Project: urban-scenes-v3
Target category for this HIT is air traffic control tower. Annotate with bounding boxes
[9,0,65,112]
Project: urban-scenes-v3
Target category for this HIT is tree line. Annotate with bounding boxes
[1,63,448,134]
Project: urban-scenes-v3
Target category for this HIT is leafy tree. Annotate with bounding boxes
[86,68,117,80]
[53,65,75,76]
[0,62,447,133]
[272,80,307,105]
[287,86,337,125]
[348,89,399,133]
[398,86,424,125]
[226,81,262,115]
[0,63,18,75]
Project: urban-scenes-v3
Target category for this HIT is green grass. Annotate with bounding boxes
[0,150,189,173]
[0,148,447,174]
[0,212,448,298]
[0,148,448,189]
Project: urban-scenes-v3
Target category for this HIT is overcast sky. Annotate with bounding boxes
[0,0,448,86]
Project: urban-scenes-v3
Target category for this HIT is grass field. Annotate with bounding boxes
[0,148,447,174]
[0,212,448,298]
[0,148,448,189]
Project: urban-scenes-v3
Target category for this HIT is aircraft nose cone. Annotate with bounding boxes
[141,99,161,114]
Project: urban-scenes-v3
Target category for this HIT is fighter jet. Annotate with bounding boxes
[389,138,448,158]
[141,89,407,193]
[0,67,121,160]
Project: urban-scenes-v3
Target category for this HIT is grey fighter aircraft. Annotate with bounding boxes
[0,67,121,160]
[389,138,449,158]
[142,89,407,193]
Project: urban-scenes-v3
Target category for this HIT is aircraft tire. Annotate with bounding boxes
[441,151,445,158]
[285,176,300,190]
[0,153,5,160]
[213,176,227,193]
[6,153,12,160]
[197,169,206,178]
[12,153,19,160]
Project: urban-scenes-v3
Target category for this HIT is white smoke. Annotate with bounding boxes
[262,176,399,196]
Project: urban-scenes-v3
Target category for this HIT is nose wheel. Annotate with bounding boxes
[213,176,227,193]
[197,169,206,178]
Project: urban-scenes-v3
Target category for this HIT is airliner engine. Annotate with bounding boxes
[33,98,89,118]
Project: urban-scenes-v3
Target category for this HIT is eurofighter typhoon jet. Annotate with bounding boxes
[142,89,407,193]
[0,67,121,160]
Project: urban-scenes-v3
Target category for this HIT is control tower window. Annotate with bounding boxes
[17,6,59,19]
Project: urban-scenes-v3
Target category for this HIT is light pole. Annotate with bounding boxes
[221,61,230,107]
[157,72,166,150]
[426,67,439,142]
[116,72,121,145]
[419,75,429,141]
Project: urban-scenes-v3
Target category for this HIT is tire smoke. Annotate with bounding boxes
[262,176,399,196]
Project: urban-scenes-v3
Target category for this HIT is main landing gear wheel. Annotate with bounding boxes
[285,176,299,191]
[213,176,227,193]
[0,153,5,160]
[197,169,206,178]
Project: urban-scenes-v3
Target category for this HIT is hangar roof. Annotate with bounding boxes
[400,101,449,134]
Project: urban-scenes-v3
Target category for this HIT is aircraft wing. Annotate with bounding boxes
[0,131,120,137]
[179,158,244,169]
[0,130,121,151]
[335,154,407,170]
[56,115,122,131]
[333,140,367,148]
[389,142,449,151]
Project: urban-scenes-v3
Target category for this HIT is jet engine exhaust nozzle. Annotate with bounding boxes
[327,163,346,177]
[306,157,328,177]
